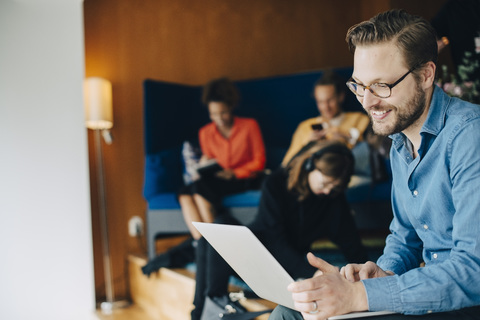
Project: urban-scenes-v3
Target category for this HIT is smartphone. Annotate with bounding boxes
[311,123,323,131]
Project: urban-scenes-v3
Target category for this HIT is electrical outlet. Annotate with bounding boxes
[128,216,143,237]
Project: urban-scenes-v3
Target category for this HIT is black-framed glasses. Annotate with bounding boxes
[346,66,417,98]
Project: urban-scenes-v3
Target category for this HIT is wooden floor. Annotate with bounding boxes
[120,254,275,320]
[97,233,387,320]
[103,232,388,320]
[96,304,156,320]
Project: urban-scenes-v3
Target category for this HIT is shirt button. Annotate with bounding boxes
[433,253,438,259]
[423,224,429,230]
[413,190,419,196]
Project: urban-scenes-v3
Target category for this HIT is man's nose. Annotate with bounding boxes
[317,102,327,109]
[361,89,381,110]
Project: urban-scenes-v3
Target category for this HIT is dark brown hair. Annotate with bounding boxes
[346,9,438,78]
[201,77,240,109]
[287,141,354,201]
[314,70,346,97]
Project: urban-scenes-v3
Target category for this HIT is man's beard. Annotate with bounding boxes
[369,86,427,136]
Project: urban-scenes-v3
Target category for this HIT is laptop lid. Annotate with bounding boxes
[192,222,296,310]
[193,222,398,319]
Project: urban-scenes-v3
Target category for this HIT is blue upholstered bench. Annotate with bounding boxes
[143,68,392,259]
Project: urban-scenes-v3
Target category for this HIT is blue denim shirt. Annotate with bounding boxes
[362,86,480,314]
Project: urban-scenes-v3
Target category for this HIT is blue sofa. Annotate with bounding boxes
[143,67,392,259]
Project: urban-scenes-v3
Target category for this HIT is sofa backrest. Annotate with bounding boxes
[143,67,362,198]
[143,80,206,154]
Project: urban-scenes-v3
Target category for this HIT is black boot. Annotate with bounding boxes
[141,237,196,276]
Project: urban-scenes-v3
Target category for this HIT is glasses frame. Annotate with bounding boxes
[346,66,417,98]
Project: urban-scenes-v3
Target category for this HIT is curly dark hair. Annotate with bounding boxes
[201,77,240,109]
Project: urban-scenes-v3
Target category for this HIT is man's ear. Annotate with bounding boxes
[421,61,436,90]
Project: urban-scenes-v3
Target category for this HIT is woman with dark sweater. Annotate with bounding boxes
[191,141,368,320]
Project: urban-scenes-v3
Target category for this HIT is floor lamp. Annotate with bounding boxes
[84,77,127,314]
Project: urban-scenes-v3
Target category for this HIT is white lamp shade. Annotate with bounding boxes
[84,77,113,129]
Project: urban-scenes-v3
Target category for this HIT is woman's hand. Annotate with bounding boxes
[199,155,212,164]
[340,261,394,283]
[215,169,235,180]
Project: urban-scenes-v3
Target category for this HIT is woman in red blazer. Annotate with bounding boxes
[179,77,266,240]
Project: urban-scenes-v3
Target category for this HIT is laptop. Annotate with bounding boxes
[193,222,396,320]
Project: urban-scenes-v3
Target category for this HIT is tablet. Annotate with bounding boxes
[193,222,396,319]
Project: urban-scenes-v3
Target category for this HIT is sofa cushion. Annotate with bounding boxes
[147,193,181,210]
[147,190,262,210]
[144,147,184,199]
[222,190,262,207]
[265,146,288,171]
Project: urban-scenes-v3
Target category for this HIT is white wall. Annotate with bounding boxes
[0,1,97,319]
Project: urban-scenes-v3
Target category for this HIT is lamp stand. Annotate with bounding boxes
[93,129,129,314]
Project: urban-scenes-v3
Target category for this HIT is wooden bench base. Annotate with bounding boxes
[128,254,275,320]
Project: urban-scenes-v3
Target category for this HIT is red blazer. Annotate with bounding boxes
[199,117,266,179]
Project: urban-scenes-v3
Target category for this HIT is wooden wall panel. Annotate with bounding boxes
[110,0,363,84]
[84,0,447,300]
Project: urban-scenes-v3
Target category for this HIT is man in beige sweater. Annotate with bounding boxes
[282,71,370,166]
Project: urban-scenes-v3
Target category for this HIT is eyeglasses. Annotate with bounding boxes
[346,66,417,99]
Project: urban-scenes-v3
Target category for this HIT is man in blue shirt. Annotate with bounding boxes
[269,9,480,320]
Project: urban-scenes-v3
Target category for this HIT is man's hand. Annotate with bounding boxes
[340,261,394,283]
[325,127,350,143]
[288,253,368,319]
[309,127,351,145]
[309,129,326,142]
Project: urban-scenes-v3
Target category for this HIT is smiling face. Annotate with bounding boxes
[208,101,234,130]
[352,42,429,136]
[314,85,344,121]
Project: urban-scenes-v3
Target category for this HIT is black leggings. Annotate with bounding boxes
[179,175,264,209]
[191,213,241,320]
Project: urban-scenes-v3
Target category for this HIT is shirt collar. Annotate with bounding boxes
[421,85,450,136]
[390,85,450,146]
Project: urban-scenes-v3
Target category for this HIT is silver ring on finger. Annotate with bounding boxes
[309,301,319,314]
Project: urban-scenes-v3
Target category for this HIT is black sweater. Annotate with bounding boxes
[248,168,368,278]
